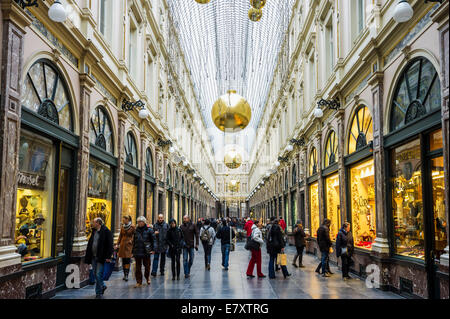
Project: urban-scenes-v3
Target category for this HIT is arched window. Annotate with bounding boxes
[309,147,318,176]
[324,131,338,167]
[21,59,73,131]
[166,165,172,186]
[124,132,137,167]
[390,57,441,132]
[292,164,297,185]
[175,172,179,189]
[145,148,153,176]
[181,176,185,192]
[90,106,114,154]
[348,105,373,154]
[285,171,289,190]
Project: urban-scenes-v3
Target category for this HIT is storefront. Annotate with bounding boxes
[123,132,140,224]
[323,131,340,242]
[18,59,77,288]
[87,105,116,238]
[384,56,446,298]
[308,147,320,238]
[144,148,155,224]
[345,105,376,250]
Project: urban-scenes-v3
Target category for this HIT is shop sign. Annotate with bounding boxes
[18,171,46,189]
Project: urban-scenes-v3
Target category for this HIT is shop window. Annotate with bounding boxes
[324,131,338,167]
[348,105,373,154]
[292,164,297,185]
[123,173,138,224]
[309,147,318,176]
[391,139,424,259]
[86,158,113,238]
[145,182,154,223]
[145,148,154,176]
[124,132,138,167]
[431,155,447,262]
[325,173,340,241]
[90,106,114,154]
[350,158,376,250]
[21,60,73,131]
[309,181,319,237]
[390,57,441,132]
[16,131,55,263]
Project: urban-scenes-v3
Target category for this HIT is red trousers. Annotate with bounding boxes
[246,248,264,276]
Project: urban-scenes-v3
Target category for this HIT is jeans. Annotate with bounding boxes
[221,244,230,268]
[152,252,166,274]
[268,253,276,278]
[92,257,106,296]
[135,256,151,284]
[321,251,329,274]
[246,248,263,276]
[202,242,212,266]
[183,247,195,275]
[293,246,305,265]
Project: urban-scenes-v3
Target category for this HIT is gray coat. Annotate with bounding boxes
[200,225,216,246]
[153,221,169,253]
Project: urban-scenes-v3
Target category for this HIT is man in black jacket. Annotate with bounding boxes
[316,219,332,277]
[336,222,354,280]
[216,218,235,271]
[85,217,114,298]
[151,214,169,277]
[180,215,199,278]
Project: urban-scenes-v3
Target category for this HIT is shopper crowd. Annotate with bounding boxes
[85,214,355,298]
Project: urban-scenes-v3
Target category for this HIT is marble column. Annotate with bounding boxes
[337,108,347,226]
[0,1,31,271]
[71,73,95,256]
[139,132,147,218]
[369,71,390,255]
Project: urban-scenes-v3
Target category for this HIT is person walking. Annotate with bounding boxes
[180,215,199,278]
[132,216,155,287]
[216,218,235,271]
[200,219,216,270]
[151,214,169,277]
[316,219,333,277]
[85,217,114,299]
[115,215,135,281]
[292,221,306,268]
[244,217,254,238]
[166,219,184,280]
[336,222,354,280]
[246,220,265,278]
[267,218,290,279]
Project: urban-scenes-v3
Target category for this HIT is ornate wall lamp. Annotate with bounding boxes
[14,0,67,22]
[393,0,442,23]
[314,98,340,118]
[290,137,306,147]
[278,155,289,163]
[122,99,150,119]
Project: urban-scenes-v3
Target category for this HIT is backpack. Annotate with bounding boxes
[200,226,212,242]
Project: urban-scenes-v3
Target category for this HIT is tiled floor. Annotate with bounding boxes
[53,242,402,299]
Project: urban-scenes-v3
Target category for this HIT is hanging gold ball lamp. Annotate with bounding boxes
[248,7,263,22]
[224,150,242,169]
[250,0,266,10]
[211,90,251,133]
[195,0,210,4]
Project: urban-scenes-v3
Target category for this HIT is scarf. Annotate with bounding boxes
[123,221,132,231]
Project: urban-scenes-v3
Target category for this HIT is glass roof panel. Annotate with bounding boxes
[168,0,295,156]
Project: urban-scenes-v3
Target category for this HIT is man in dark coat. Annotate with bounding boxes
[316,219,332,277]
[180,215,199,278]
[292,220,306,268]
[151,214,169,277]
[336,222,354,280]
[85,217,114,298]
[266,218,290,279]
[216,218,236,271]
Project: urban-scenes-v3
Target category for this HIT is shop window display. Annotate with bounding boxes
[145,182,154,223]
[391,140,424,259]
[123,173,138,225]
[309,182,319,237]
[86,159,113,238]
[350,159,376,250]
[16,131,55,262]
[325,173,340,241]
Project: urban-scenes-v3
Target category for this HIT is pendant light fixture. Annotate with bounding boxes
[48,0,67,22]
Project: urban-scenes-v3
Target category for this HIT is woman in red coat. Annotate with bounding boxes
[244,217,254,237]
[115,215,135,281]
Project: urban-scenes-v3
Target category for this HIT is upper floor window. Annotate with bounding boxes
[390,57,441,132]
[145,148,154,176]
[348,105,373,154]
[124,132,138,167]
[309,147,318,176]
[90,106,114,154]
[351,0,365,41]
[21,60,73,131]
[324,131,338,167]
[166,165,172,186]
[292,164,297,185]
[99,0,113,43]
[129,21,138,78]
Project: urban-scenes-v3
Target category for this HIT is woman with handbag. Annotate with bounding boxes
[267,219,291,279]
[246,220,266,278]
[336,222,354,280]
[132,216,155,288]
[115,215,135,281]
[166,218,184,280]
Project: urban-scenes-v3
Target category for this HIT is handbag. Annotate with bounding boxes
[277,253,287,266]
[102,253,116,281]
[88,267,96,285]
[244,236,260,251]
[229,226,235,252]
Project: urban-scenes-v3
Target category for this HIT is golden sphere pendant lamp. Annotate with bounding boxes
[224,150,242,169]
[195,0,210,3]
[250,0,266,10]
[211,90,251,133]
[248,7,263,22]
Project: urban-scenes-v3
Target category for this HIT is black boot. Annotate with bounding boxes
[123,268,129,281]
